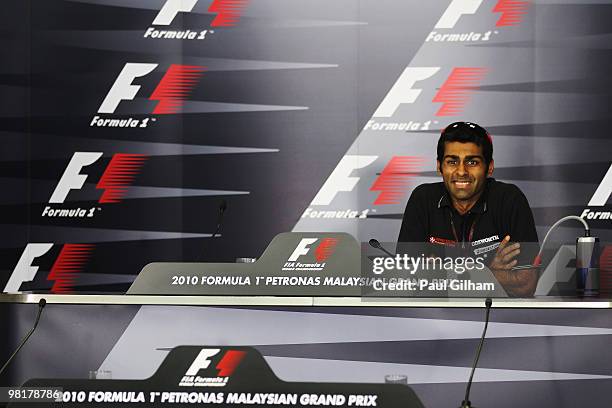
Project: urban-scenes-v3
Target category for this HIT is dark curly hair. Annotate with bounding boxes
[437,122,493,168]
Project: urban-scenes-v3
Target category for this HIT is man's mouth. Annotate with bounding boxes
[452,180,472,188]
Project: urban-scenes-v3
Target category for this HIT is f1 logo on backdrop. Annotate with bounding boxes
[145,0,249,40]
[301,155,425,220]
[581,163,612,222]
[91,63,205,128]
[3,244,94,294]
[365,66,487,131]
[428,0,531,43]
[179,348,246,387]
[283,238,339,271]
[42,152,148,219]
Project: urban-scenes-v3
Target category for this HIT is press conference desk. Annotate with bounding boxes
[1,293,611,308]
[2,294,612,408]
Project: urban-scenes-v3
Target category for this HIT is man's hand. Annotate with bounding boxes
[489,235,537,297]
[490,235,520,270]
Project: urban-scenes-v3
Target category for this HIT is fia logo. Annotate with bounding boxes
[287,238,339,262]
[282,238,338,271]
[179,348,246,387]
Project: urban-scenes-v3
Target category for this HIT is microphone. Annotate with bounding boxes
[211,199,227,239]
[201,200,227,261]
[368,239,395,258]
[0,298,47,378]
[460,298,492,408]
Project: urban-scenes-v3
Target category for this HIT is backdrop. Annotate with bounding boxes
[1,0,611,291]
[2,2,612,407]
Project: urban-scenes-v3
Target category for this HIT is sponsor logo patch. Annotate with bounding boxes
[429,236,457,247]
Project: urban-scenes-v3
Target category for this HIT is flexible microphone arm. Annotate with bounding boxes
[0,299,47,378]
[533,215,590,266]
[460,298,493,408]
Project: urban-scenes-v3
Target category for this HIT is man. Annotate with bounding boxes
[398,122,538,297]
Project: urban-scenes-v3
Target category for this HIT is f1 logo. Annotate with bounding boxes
[153,0,198,25]
[153,0,249,28]
[588,164,612,206]
[98,63,205,115]
[436,0,483,29]
[373,67,486,118]
[312,156,378,205]
[312,155,424,206]
[288,238,338,262]
[288,238,319,262]
[4,244,93,294]
[185,348,246,377]
[435,0,530,29]
[374,68,439,118]
[50,152,147,204]
[185,348,221,375]
[4,244,53,293]
[51,152,102,203]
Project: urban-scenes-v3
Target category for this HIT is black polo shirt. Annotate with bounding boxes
[398,178,538,265]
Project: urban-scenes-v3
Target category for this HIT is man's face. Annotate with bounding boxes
[437,141,493,203]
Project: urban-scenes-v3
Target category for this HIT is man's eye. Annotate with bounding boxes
[466,160,478,166]
[446,160,457,165]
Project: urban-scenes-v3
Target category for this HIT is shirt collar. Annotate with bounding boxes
[437,178,492,214]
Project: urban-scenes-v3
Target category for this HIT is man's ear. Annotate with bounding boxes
[436,160,441,174]
[487,159,494,176]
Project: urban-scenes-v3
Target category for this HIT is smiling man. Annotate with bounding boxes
[398,122,539,296]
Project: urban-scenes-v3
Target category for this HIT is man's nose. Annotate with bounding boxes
[456,162,467,176]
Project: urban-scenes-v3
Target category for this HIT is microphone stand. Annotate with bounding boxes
[211,199,227,239]
[200,200,227,261]
[0,299,47,378]
[460,298,492,408]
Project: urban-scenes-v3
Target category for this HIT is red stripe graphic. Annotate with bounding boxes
[370,156,425,205]
[96,154,148,204]
[150,65,205,114]
[216,350,246,377]
[433,67,487,117]
[493,0,531,27]
[47,244,94,294]
[429,236,457,247]
[315,238,339,262]
[208,0,249,27]
[600,246,612,294]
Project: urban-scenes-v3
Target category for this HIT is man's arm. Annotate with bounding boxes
[490,188,539,297]
[490,235,538,297]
